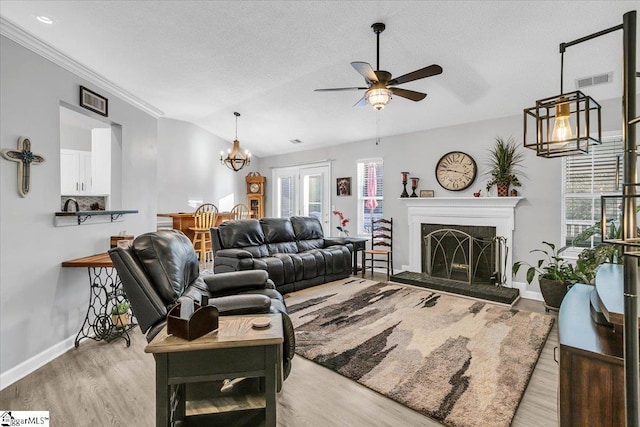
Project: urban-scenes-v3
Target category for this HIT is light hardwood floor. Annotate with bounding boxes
[0,274,558,426]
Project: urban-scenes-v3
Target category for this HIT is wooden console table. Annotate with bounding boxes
[62,253,135,348]
[145,313,283,427]
[559,268,640,427]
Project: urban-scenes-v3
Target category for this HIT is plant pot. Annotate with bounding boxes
[497,183,509,197]
[112,313,130,329]
[538,277,570,312]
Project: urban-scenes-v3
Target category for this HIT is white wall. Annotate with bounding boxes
[0,36,158,382]
[258,96,629,297]
[157,118,260,213]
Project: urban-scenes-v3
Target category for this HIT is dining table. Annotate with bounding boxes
[157,211,233,242]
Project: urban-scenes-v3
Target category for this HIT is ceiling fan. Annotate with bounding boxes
[315,22,443,110]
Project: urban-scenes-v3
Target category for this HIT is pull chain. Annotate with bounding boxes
[376,111,380,145]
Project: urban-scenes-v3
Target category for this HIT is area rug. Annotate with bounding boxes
[286,280,554,427]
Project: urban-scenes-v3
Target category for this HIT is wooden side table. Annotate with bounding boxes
[145,313,283,427]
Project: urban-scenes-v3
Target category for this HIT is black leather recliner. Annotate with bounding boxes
[108,229,295,380]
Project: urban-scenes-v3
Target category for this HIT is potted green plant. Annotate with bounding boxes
[485,136,525,196]
[111,302,131,328]
[571,218,623,265]
[513,241,577,312]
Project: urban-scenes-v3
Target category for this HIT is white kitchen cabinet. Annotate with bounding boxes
[60,149,92,195]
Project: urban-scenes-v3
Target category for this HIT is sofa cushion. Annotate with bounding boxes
[291,216,325,240]
[267,241,298,255]
[260,218,299,255]
[303,249,326,276]
[261,218,297,242]
[218,219,265,249]
[273,253,296,282]
[253,256,285,286]
[319,245,351,275]
[297,238,324,251]
[295,252,319,279]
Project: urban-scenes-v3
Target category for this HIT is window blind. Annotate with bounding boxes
[563,137,623,246]
[279,176,295,218]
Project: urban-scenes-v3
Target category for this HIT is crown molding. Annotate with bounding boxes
[0,16,164,118]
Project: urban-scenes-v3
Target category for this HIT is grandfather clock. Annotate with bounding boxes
[246,172,266,219]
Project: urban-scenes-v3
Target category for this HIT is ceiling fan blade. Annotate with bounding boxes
[390,87,427,102]
[351,62,379,84]
[388,64,443,86]
[353,96,368,108]
[315,87,367,92]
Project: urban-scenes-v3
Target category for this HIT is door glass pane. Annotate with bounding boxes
[304,174,322,220]
[278,176,295,218]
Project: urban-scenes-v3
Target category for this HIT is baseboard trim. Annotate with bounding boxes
[512,280,543,301]
[0,334,76,390]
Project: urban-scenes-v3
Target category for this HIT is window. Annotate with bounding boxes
[357,159,384,235]
[563,136,623,249]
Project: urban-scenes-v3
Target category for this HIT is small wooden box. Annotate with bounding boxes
[167,303,219,341]
[110,235,134,248]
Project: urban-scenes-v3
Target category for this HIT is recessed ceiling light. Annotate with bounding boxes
[36,16,53,24]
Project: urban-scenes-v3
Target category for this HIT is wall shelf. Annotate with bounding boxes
[54,209,138,226]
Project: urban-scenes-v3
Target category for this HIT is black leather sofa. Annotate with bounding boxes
[211,216,352,294]
[109,229,295,380]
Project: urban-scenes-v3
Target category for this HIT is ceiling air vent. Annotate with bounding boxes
[575,72,613,89]
[289,139,303,144]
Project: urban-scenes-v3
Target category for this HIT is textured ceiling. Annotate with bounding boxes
[1,1,637,157]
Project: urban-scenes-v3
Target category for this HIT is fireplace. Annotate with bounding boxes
[422,224,497,285]
[403,197,522,288]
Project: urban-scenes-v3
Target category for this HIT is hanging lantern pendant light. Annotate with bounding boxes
[220,112,251,172]
[523,46,602,158]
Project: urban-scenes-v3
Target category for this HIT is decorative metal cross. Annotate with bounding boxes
[1,137,46,197]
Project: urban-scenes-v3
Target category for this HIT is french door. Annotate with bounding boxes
[272,162,331,234]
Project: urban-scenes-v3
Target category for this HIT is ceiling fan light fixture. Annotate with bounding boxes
[220,112,251,172]
[366,87,392,110]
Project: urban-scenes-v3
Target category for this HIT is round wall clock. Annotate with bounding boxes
[435,151,477,191]
[249,183,261,193]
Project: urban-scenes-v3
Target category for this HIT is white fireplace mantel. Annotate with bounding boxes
[403,197,523,287]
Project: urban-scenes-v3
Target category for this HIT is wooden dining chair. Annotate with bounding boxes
[230,203,251,220]
[189,203,218,262]
[362,217,393,281]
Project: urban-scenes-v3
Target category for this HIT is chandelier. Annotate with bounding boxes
[220,112,251,172]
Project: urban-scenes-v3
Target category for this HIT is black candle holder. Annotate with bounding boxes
[400,172,409,198]
[410,177,420,197]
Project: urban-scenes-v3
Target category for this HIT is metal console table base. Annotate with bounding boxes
[62,253,136,348]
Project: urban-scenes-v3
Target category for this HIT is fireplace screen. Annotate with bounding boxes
[422,225,506,286]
